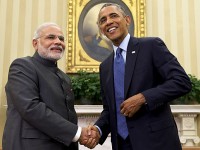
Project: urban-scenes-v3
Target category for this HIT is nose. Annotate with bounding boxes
[106,17,113,25]
[54,37,65,49]
[54,37,63,44]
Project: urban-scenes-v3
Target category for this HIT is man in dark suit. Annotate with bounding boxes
[2,22,99,150]
[89,3,192,150]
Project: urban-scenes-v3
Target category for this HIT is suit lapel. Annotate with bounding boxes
[124,37,139,98]
[103,37,139,110]
[104,53,116,111]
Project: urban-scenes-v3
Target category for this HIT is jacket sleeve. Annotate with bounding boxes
[94,65,111,144]
[6,57,78,146]
[141,38,192,111]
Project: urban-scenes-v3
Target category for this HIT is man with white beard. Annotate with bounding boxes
[2,22,99,150]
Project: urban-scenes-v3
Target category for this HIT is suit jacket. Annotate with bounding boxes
[95,37,192,150]
[3,52,78,150]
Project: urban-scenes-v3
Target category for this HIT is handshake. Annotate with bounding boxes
[78,125,100,149]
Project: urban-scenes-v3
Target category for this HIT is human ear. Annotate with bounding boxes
[125,15,131,26]
[32,39,38,50]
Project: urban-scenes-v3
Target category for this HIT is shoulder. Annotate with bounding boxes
[11,56,33,66]
[9,56,37,76]
[10,56,36,70]
[130,36,167,50]
[131,36,165,44]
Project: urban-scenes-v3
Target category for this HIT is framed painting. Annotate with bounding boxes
[66,0,146,73]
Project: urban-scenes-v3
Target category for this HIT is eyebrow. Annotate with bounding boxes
[99,13,119,22]
[100,12,119,18]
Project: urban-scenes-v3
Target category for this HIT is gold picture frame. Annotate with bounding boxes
[66,0,146,73]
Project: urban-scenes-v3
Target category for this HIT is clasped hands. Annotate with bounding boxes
[78,125,100,149]
[78,93,145,148]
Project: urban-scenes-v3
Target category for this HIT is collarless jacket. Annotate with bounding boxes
[3,53,78,150]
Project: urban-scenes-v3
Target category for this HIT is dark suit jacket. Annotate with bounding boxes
[95,37,192,150]
[3,52,78,150]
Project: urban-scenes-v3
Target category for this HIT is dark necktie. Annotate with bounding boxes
[114,47,129,139]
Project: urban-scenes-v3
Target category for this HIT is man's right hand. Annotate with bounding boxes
[78,126,100,149]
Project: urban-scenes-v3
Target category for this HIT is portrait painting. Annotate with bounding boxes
[66,0,146,72]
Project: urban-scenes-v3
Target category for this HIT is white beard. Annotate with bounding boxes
[37,43,64,61]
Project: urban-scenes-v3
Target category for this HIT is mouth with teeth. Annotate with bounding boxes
[107,26,117,33]
[50,46,63,53]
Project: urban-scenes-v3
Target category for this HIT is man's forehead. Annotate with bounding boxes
[41,26,62,34]
[99,6,119,17]
[42,26,60,31]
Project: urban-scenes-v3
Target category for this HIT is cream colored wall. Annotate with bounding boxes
[0,0,200,148]
[146,0,200,77]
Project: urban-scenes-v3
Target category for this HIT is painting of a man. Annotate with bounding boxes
[79,1,134,62]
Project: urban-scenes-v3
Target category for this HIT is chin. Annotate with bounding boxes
[53,51,63,58]
[48,54,63,61]
[108,34,119,40]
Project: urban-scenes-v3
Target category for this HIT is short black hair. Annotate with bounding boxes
[99,3,127,17]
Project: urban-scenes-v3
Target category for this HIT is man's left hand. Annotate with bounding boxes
[120,93,146,117]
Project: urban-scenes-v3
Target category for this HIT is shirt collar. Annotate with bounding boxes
[113,33,130,54]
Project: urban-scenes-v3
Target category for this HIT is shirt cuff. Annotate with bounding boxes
[72,126,82,142]
[94,125,102,137]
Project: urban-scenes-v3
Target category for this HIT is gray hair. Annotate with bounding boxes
[33,22,60,39]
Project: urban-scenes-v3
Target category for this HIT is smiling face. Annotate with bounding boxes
[98,5,130,46]
[32,25,65,62]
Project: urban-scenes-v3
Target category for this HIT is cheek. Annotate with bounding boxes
[99,26,106,34]
[39,41,49,48]
[122,22,129,31]
[62,43,66,49]
[44,39,57,46]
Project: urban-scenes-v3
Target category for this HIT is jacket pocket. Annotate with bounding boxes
[22,128,50,140]
[149,118,175,132]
